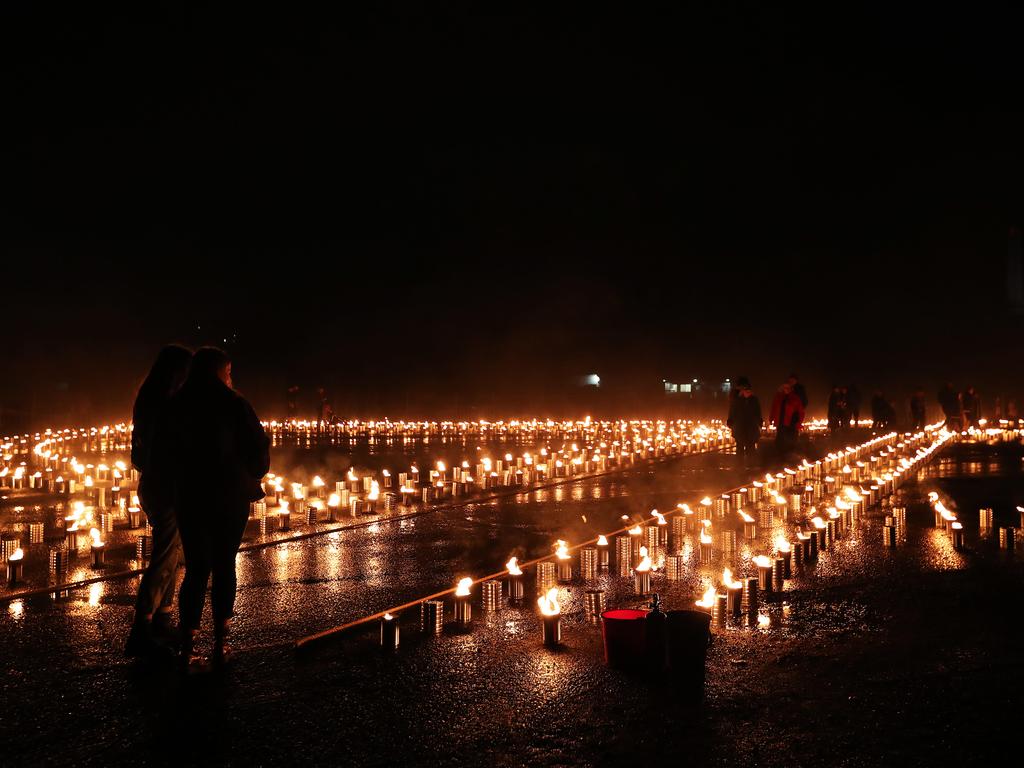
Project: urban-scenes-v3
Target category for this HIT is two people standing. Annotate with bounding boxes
[128,346,269,666]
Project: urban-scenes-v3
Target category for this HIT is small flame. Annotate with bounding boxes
[596,535,608,546]
[9,548,24,561]
[89,528,104,548]
[774,536,791,554]
[722,567,742,589]
[537,587,561,616]
[555,540,570,560]
[753,555,772,568]
[455,577,472,596]
[328,493,341,507]
[811,516,827,529]
[699,530,713,545]
[628,525,643,535]
[506,557,523,576]
[695,586,716,609]
[312,476,325,488]
[738,510,755,523]
[700,496,712,507]
[383,612,394,620]
[757,614,771,628]
[635,546,652,572]
[652,510,666,525]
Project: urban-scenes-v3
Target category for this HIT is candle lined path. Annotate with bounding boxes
[295,425,973,648]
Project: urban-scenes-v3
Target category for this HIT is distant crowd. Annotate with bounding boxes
[726,375,1011,467]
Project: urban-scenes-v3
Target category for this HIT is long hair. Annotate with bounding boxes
[134,345,192,418]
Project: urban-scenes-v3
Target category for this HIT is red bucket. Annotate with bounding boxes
[601,609,647,669]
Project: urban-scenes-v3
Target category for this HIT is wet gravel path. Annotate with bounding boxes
[2,438,1022,767]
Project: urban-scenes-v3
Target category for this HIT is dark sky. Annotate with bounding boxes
[4,5,1024,424]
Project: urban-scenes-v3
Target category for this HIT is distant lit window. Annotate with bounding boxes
[680,383,692,393]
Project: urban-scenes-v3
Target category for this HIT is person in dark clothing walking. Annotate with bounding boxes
[827,386,846,432]
[727,377,762,467]
[159,347,270,666]
[960,386,981,429]
[125,345,192,657]
[771,381,805,459]
[938,383,961,430]
[847,385,861,428]
[870,391,887,430]
[909,389,927,431]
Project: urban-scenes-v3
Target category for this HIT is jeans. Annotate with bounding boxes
[134,493,182,620]
[177,500,250,630]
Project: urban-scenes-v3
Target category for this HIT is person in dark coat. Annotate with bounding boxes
[960,386,981,429]
[909,389,927,431]
[827,386,845,432]
[727,377,762,467]
[938,383,960,429]
[125,344,192,657]
[847,385,862,428]
[870,391,887,430]
[771,382,806,459]
[159,347,270,665]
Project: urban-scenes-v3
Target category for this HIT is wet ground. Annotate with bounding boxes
[1,435,1022,766]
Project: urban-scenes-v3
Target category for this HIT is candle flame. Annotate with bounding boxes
[506,557,523,576]
[9,548,24,561]
[455,577,472,596]
[537,587,561,616]
[738,510,755,523]
[722,567,742,589]
[635,546,652,572]
[753,555,772,568]
[695,586,716,608]
[554,539,570,560]
[89,528,104,548]
[596,535,608,546]
[774,536,791,554]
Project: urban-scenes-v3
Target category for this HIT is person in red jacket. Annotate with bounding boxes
[771,381,806,459]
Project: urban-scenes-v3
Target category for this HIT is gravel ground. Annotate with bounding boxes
[1,437,1021,767]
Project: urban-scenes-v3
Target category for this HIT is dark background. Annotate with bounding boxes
[3,4,1024,427]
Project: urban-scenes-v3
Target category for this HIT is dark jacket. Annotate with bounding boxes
[727,394,763,443]
[938,388,960,419]
[159,380,270,508]
[132,390,175,507]
[771,390,806,430]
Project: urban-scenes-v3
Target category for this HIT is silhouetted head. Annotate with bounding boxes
[187,346,232,389]
[787,374,799,386]
[138,345,192,402]
[781,382,792,394]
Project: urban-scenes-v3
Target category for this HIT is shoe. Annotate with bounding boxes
[179,629,202,669]
[212,622,233,666]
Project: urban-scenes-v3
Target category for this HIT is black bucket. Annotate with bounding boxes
[665,609,712,691]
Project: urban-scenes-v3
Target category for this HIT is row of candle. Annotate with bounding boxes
[333,424,960,651]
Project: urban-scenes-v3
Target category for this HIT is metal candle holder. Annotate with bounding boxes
[882,524,897,547]
[634,569,652,595]
[481,579,502,611]
[597,541,610,568]
[712,593,728,629]
[772,557,785,590]
[136,535,153,561]
[6,559,23,585]
[615,536,632,577]
[979,508,993,534]
[29,522,45,544]
[719,529,736,557]
[664,554,684,580]
[49,545,69,574]
[584,589,605,621]
[542,614,561,647]
[556,558,573,582]
[453,593,472,627]
[537,562,557,594]
[999,527,1016,551]
[757,564,773,594]
[579,547,598,580]
[742,577,759,616]
[951,523,965,550]
[420,600,443,635]
[507,573,524,603]
[380,614,400,651]
[727,585,743,619]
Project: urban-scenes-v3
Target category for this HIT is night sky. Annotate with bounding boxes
[4,5,1024,425]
